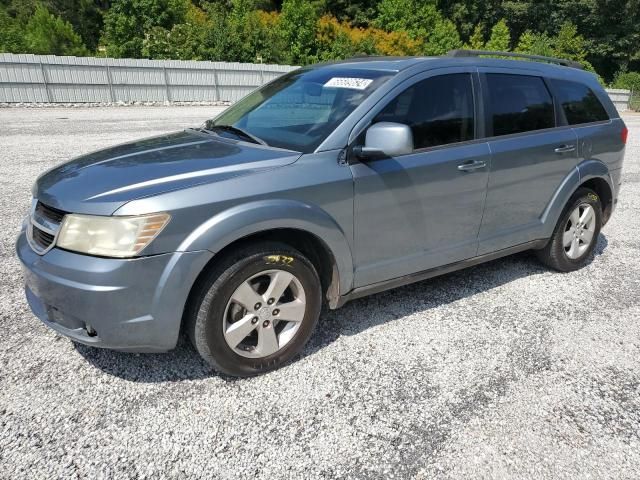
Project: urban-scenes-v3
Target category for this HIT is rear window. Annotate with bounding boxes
[551,79,609,125]
[486,74,555,136]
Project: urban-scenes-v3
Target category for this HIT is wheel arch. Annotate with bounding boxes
[541,160,615,237]
[179,199,354,311]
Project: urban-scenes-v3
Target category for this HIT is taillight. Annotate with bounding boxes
[621,126,628,144]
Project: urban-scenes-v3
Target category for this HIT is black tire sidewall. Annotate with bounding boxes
[192,244,321,376]
[550,189,603,270]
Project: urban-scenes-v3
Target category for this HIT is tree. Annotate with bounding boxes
[516,30,554,58]
[102,0,189,58]
[464,24,485,50]
[484,18,510,52]
[550,0,640,80]
[0,7,26,53]
[24,4,89,56]
[552,21,586,63]
[436,0,504,41]
[612,71,640,92]
[374,0,441,40]
[424,18,462,55]
[279,0,320,64]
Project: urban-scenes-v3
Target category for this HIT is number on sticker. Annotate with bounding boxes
[264,255,294,266]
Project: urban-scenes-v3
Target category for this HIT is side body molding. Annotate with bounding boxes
[178,199,355,296]
[540,159,614,238]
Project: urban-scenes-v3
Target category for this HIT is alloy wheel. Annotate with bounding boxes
[563,203,596,260]
[223,269,306,358]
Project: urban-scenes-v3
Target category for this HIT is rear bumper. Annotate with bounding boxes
[16,229,213,352]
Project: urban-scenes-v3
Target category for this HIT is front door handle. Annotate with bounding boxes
[457,160,487,172]
[554,144,576,153]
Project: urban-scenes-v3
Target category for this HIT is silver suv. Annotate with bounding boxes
[17,51,628,376]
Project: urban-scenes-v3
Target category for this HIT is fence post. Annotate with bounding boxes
[106,64,115,103]
[39,61,51,103]
[163,66,171,103]
[212,67,220,102]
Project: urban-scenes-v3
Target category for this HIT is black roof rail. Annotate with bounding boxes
[447,49,584,70]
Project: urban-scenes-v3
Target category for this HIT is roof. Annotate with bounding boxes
[311,54,589,78]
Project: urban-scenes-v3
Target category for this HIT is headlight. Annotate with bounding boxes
[57,213,170,258]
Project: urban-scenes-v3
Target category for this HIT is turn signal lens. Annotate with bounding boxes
[57,213,170,258]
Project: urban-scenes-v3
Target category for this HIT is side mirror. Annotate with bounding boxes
[353,122,413,159]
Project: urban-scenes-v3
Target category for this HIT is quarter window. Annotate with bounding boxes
[374,74,475,150]
[486,74,555,136]
[551,79,609,125]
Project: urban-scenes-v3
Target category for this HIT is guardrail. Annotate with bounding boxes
[0,54,633,111]
[0,53,297,104]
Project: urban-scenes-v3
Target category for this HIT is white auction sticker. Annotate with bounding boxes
[324,77,373,90]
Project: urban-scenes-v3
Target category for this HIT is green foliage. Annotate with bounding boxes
[424,18,462,55]
[24,4,89,56]
[374,0,461,55]
[102,0,189,57]
[374,0,440,40]
[0,7,26,53]
[612,71,640,92]
[464,24,485,50]
[515,22,603,84]
[516,30,554,57]
[552,22,586,63]
[484,18,510,52]
[0,0,637,84]
[279,0,320,64]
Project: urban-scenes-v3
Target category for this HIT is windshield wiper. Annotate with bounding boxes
[201,123,267,146]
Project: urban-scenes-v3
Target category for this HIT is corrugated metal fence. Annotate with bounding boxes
[0,53,633,111]
[606,89,632,112]
[0,53,297,104]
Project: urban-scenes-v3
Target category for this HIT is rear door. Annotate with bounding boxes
[478,71,578,254]
[350,69,491,287]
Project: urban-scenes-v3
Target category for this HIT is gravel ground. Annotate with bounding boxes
[1,107,639,479]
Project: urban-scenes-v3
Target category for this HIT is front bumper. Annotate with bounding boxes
[16,230,213,352]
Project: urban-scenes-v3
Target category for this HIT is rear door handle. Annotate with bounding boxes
[554,144,576,153]
[457,160,487,172]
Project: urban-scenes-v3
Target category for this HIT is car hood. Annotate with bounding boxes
[34,130,302,215]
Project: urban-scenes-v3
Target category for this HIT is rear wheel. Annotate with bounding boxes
[187,241,322,377]
[536,188,602,272]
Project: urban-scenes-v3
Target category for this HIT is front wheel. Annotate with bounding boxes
[536,188,602,272]
[187,242,322,377]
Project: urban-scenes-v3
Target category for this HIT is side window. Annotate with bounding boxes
[374,73,474,150]
[486,74,555,136]
[551,79,609,125]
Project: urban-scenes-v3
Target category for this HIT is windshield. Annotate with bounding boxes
[205,67,394,153]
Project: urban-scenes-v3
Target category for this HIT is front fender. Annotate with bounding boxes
[540,159,614,238]
[177,199,354,295]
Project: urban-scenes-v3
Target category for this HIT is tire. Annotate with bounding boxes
[536,187,602,272]
[186,241,322,377]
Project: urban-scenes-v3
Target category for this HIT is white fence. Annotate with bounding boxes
[0,54,297,104]
[0,54,633,111]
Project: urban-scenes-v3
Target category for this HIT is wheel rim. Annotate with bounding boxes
[223,269,306,358]
[563,203,596,260]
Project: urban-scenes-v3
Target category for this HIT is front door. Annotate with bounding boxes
[351,71,491,287]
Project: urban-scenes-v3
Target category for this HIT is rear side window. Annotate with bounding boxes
[486,74,555,136]
[374,73,474,150]
[551,79,609,125]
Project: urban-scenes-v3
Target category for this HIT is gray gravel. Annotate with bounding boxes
[1,107,639,479]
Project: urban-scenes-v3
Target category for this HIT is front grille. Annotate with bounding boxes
[31,225,55,250]
[35,202,66,223]
[28,201,66,254]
